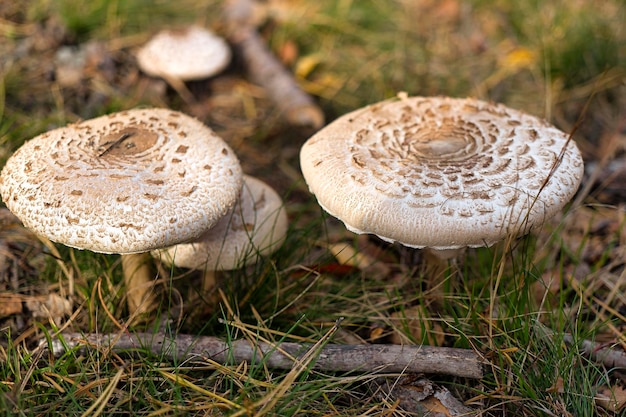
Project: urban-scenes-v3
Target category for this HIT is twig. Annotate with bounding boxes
[223,0,325,129]
[562,334,626,370]
[538,323,626,369]
[48,331,484,378]
[231,318,343,417]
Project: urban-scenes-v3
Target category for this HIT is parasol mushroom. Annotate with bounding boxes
[153,175,288,302]
[0,108,243,319]
[300,95,584,289]
[136,26,232,104]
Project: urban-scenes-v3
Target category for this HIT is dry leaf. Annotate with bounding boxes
[295,54,322,79]
[25,293,72,324]
[421,396,454,416]
[531,271,563,310]
[278,39,298,66]
[369,325,385,342]
[389,306,445,346]
[500,47,537,71]
[327,240,391,277]
[596,385,626,412]
[375,376,477,416]
[398,0,461,25]
[0,293,22,318]
[328,242,391,277]
[546,376,565,394]
[329,242,375,269]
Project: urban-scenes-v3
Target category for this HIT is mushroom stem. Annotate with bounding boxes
[162,74,197,106]
[184,269,220,315]
[201,269,218,298]
[121,252,157,317]
[422,248,464,306]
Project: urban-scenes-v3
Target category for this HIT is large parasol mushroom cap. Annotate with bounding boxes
[154,175,288,271]
[0,108,243,254]
[136,26,232,81]
[300,96,584,250]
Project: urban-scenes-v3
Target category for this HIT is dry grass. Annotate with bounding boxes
[0,0,625,415]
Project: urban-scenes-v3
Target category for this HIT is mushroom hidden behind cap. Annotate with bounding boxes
[0,108,243,254]
[136,26,232,81]
[153,175,288,271]
[300,96,585,250]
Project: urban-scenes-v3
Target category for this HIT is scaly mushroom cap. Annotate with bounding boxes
[0,108,243,254]
[136,26,231,81]
[154,175,288,271]
[300,96,584,250]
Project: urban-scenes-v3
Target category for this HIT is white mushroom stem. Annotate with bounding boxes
[419,248,463,307]
[121,253,157,317]
[161,74,197,105]
[200,269,218,299]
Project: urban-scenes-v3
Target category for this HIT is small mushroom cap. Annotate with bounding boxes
[300,96,585,250]
[0,108,243,254]
[136,26,231,81]
[153,175,288,271]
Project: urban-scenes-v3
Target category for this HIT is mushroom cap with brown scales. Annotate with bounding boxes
[0,108,243,254]
[153,175,288,271]
[136,26,232,81]
[300,96,585,250]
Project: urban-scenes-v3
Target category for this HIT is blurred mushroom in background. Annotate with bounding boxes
[136,26,232,104]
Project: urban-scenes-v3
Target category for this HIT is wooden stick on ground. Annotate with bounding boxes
[562,334,626,370]
[539,323,626,370]
[223,0,325,129]
[48,331,484,379]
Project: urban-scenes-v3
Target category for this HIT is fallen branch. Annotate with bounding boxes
[47,332,484,379]
[223,0,325,129]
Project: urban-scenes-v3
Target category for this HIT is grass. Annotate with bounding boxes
[1,0,625,415]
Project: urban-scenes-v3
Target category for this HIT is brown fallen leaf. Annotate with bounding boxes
[327,239,392,277]
[0,293,23,318]
[531,270,563,310]
[546,376,565,394]
[596,385,626,412]
[329,242,377,270]
[25,293,72,324]
[389,305,445,346]
[420,396,452,415]
[368,324,385,342]
[375,375,478,416]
